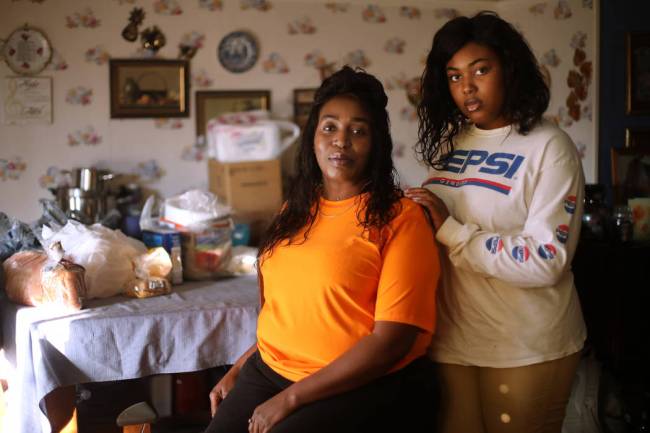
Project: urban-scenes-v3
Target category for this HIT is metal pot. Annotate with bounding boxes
[72,168,114,192]
[66,187,105,224]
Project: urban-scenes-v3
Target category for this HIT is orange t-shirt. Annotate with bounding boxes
[257,195,440,382]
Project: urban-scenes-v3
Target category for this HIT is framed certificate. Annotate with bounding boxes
[2,76,53,125]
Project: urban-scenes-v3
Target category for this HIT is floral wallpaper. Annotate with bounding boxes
[0,0,597,221]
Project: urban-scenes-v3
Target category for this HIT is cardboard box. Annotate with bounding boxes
[208,158,282,244]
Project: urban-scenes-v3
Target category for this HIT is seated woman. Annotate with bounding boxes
[204,66,440,433]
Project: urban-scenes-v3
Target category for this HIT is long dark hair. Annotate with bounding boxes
[258,66,402,258]
[416,11,550,168]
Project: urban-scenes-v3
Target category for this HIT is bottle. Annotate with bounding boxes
[582,184,607,240]
[612,206,634,243]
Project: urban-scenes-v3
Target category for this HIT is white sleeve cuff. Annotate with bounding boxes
[435,216,463,247]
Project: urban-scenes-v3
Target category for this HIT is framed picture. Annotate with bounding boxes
[2,76,52,125]
[626,32,650,115]
[293,88,317,130]
[109,58,189,118]
[611,128,650,203]
[195,90,270,137]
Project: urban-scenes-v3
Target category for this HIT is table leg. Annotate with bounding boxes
[44,385,77,433]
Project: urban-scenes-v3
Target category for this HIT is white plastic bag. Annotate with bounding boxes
[163,190,231,229]
[42,220,147,299]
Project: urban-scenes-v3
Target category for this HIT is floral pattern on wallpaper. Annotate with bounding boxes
[542,49,561,67]
[434,8,459,20]
[305,50,336,80]
[288,17,316,35]
[565,30,592,123]
[529,3,547,16]
[65,8,101,28]
[582,0,592,10]
[46,49,68,70]
[154,118,183,129]
[400,106,417,122]
[199,0,223,11]
[85,46,110,65]
[154,0,182,15]
[325,3,349,13]
[385,37,405,54]
[362,5,386,23]
[68,126,102,146]
[114,0,136,4]
[182,137,207,162]
[193,69,214,88]
[178,31,205,59]
[343,50,370,69]
[241,0,272,11]
[392,142,406,159]
[66,87,93,105]
[554,0,572,19]
[39,166,72,189]
[0,158,27,181]
[136,160,164,182]
[263,53,289,73]
[399,7,420,19]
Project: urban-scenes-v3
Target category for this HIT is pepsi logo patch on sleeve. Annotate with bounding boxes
[564,195,576,214]
[485,236,504,254]
[555,224,569,243]
[538,244,557,260]
[511,245,530,263]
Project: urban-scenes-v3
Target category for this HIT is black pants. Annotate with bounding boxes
[204,352,438,433]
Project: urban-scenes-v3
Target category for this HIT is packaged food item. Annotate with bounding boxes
[180,218,233,280]
[125,247,173,298]
[141,228,183,285]
[2,244,87,310]
[125,277,171,298]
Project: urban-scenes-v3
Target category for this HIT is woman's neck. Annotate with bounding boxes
[321,181,365,201]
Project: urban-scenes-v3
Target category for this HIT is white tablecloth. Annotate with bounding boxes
[0,275,259,433]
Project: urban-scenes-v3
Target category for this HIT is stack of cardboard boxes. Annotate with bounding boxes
[208,158,282,245]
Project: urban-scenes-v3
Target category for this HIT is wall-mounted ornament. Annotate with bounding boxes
[2,24,52,75]
[218,30,259,73]
[122,7,145,42]
[141,26,166,53]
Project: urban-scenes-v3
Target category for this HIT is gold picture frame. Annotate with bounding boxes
[195,90,271,137]
[626,32,650,115]
[293,88,318,130]
[109,58,189,118]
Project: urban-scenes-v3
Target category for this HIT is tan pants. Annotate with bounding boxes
[437,352,581,433]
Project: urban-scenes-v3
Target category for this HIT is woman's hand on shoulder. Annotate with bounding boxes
[404,187,450,232]
[209,365,240,417]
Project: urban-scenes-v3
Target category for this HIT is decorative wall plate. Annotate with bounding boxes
[2,25,52,75]
[217,31,258,73]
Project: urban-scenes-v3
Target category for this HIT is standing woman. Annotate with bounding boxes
[405,11,586,433]
[206,66,439,433]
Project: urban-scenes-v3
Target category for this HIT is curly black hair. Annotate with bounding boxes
[416,11,550,168]
[258,66,402,258]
